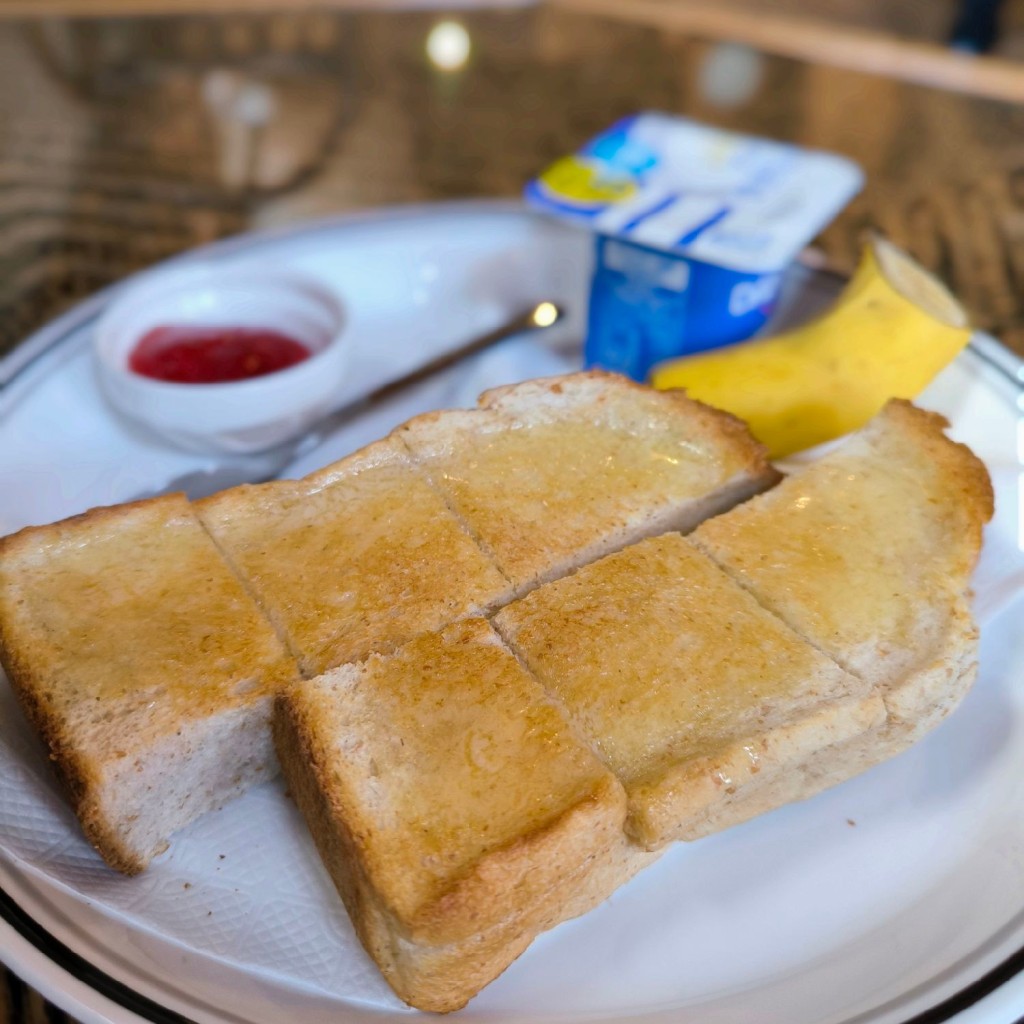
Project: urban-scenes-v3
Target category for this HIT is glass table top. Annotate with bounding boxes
[0,4,1021,359]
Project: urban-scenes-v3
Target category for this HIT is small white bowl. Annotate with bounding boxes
[94,264,348,454]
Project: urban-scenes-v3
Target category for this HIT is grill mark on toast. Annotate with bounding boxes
[195,511,310,676]
[489,614,621,779]
[392,428,516,602]
[690,533,862,679]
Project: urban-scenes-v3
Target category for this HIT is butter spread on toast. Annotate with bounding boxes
[692,399,993,745]
[196,436,513,677]
[397,372,779,595]
[494,533,883,848]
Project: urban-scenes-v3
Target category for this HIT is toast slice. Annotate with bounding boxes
[196,437,513,677]
[691,400,994,752]
[494,533,884,848]
[273,618,657,1013]
[396,372,780,596]
[0,494,297,874]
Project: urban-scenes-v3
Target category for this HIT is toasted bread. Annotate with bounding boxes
[276,399,992,1011]
[273,618,657,1012]
[0,375,993,1014]
[494,533,884,847]
[692,399,994,749]
[0,373,777,874]
[0,494,297,874]
[196,437,513,677]
[396,372,780,596]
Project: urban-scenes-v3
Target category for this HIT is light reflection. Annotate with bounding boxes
[1019,465,1024,552]
[1018,416,1024,551]
[426,21,471,72]
[530,301,560,329]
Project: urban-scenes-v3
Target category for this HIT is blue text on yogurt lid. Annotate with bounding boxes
[525,113,864,274]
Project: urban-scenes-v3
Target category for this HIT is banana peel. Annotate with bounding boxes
[649,236,972,458]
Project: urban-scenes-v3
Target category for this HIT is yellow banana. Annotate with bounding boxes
[650,236,971,458]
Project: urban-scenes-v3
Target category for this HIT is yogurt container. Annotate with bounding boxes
[526,113,863,380]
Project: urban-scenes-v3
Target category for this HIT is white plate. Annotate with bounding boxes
[1,201,1023,1024]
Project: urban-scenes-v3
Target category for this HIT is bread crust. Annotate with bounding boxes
[0,637,144,872]
[0,493,297,873]
[870,398,994,555]
[478,370,778,468]
[273,619,638,1011]
[634,692,886,842]
[692,612,980,837]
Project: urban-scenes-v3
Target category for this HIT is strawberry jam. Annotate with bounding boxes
[129,325,311,384]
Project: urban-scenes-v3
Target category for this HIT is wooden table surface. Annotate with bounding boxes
[1,5,1022,1021]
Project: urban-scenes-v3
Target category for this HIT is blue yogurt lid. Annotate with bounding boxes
[526,113,863,274]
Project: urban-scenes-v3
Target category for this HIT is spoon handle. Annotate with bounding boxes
[362,302,563,408]
[301,301,564,450]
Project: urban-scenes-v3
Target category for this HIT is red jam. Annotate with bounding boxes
[129,325,311,384]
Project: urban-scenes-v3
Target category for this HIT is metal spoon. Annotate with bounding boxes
[142,300,565,501]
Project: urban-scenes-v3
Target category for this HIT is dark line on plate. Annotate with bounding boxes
[0,883,196,1024]
[0,311,101,391]
[5,867,1024,1024]
[967,336,1024,391]
[892,945,1024,1024]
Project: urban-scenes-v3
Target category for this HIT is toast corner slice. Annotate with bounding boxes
[691,398,994,689]
[688,398,994,778]
[273,617,633,1011]
[0,493,297,874]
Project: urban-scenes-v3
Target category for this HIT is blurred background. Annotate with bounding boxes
[0,0,1022,1019]
[0,0,1022,363]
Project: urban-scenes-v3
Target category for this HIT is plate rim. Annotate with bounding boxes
[1,199,1022,1024]
[0,196,534,393]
